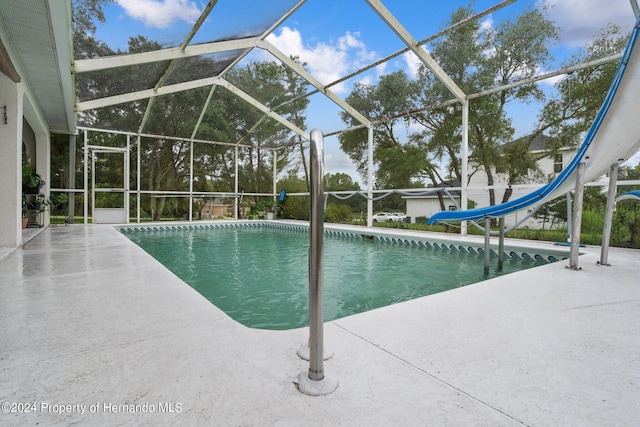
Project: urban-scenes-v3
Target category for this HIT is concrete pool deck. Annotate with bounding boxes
[0,223,638,426]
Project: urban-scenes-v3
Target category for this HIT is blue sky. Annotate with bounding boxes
[94,0,639,184]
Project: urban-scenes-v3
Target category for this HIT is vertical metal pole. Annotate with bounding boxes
[68,134,76,224]
[566,192,573,243]
[461,101,469,236]
[297,129,338,396]
[273,149,277,210]
[91,151,96,223]
[83,129,88,224]
[599,162,619,266]
[136,135,141,223]
[498,217,505,271]
[308,129,325,381]
[367,125,374,227]
[125,135,130,224]
[234,145,239,220]
[484,217,491,276]
[569,162,586,270]
[189,141,194,221]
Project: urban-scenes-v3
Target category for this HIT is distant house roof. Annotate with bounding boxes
[506,133,574,153]
[402,179,461,199]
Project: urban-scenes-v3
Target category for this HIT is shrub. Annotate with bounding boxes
[325,204,352,223]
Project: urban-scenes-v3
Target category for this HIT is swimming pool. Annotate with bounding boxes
[120,222,566,330]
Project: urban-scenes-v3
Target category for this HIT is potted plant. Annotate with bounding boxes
[49,193,68,225]
[22,165,43,194]
[21,195,28,229]
[254,200,276,219]
[23,193,49,228]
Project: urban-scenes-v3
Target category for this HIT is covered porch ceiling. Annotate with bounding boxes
[0,0,75,134]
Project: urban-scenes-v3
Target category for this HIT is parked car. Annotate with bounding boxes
[372,212,394,222]
[391,212,406,222]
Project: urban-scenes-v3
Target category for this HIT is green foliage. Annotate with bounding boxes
[339,6,559,207]
[538,25,629,148]
[325,172,365,213]
[325,204,352,223]
[72,2,310,220]
[339,71,432,187]
[612,204,640,248]
[21,166,41,191]
[49,193,68,208]
[280,196,309,220]
[275,172,309,220]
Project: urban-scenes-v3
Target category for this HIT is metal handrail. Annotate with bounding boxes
[297,129,338,396]
[308,129,325,382]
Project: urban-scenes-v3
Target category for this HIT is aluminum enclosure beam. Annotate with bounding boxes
[215,79,310,140]
[258,40,372,127]
[75,76,220,111]
[365,0,466,102]
[73,38,260,74]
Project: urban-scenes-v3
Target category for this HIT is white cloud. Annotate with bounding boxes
[115,0,200,29]
[267,27,377,94]
[479,16,494,33]
[403,51,421,79]
[402,45,433,79]
[537,0,636,48]
[375,63,387,77]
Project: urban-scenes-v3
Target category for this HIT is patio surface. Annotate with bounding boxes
[0,223,638,426]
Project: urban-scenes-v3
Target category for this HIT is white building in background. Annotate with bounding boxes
[403,181,460,223]
[405,134,578,229]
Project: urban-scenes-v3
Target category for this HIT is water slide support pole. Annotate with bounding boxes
[569,162,586,270]
[484,217,491,275]
[599,162,620,266]
[498,217,505,271]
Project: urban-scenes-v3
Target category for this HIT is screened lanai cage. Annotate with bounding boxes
[45,0,640,235]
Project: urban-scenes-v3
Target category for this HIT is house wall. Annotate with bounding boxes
[405,197,459,223]
[466,148,576,229]
[0,72,23,247]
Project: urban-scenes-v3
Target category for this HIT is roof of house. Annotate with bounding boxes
[506,133,575,153]
[402,180,461,199]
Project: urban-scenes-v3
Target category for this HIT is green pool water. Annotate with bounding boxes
[123,226,550,330]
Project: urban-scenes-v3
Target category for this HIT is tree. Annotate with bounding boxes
[277,171,309,220]
[612,163,640,248]
[537,24,629,150]
[338,6,559,213]
[339,71,432,188]
[414,7,558,208]
[72,2,311,218]
[221,59,310,200]
[325,172,365,214]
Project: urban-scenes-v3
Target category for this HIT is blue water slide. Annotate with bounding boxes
[616,190,640,202]
[429,15,640,225]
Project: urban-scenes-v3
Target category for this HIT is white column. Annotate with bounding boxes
[83,129,88,224]
[125,135,130,224]
[461,100,469,236]
[367,126,374,227]
[189,140,194,221]
[273,149,277,207]
[34,121,50,227]
[234,145,239,220]
[0,75,23,247]
[68,134,76,223]
[136,135,141,223]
